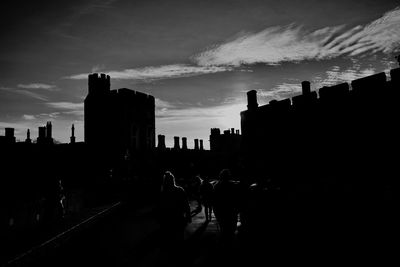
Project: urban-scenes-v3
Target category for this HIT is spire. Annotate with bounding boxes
[25,129,31,143]
[70,124,76,144]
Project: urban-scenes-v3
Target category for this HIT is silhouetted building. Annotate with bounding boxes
[84,73,155,154]
[209,127,241,154]
[240,69,400,182]
[0,128,16,144]
[37,122,53,145]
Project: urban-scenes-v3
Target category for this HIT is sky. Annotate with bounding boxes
[1,0,399,148]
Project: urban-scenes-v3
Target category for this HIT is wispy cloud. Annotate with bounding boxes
[67,64,233,81]
[0,87,48,101]
[22,114,36,120]
[257,83,303,101]
[17,83,58,91]
[46,102,84,110]
[194,7,400,66]
[46,102,84,117]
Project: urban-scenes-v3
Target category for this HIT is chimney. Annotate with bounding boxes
[194,139,199,150]
[5,128,16,143]
[173,136,180,150]
[46,122,52,139]
[301,81,311,95]
[70,124,76,144]
[231,128,234,134]
[158,135,166,149]
[182,137,188,150]
[200,139,204,150]
[5,128,14,138]
[38,127,46,139]
[247,90,258,110]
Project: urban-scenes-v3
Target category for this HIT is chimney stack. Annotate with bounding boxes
[194,139,199,150]
[301,81,311,95]
[46,122,52,139]
[200,139,204,150]
[173,136,180,150]
[182,137,188,150]
[247,90,258,110]
[5,128,16,143]
[158,135,166,149]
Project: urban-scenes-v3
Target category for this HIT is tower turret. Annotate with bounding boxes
[70,124,76,144]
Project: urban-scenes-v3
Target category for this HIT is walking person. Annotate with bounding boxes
[213,169,241,244]
[199,176,214,221]
[157,171,192,265]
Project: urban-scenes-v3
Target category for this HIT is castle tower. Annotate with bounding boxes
[247,90,258,110]
[84,73,111,145]
[70,124,76,144]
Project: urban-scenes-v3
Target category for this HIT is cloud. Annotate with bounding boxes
[17,83,58,91]
[46,102,84,110]
[45,102,84,117]
[0,87,48,101]
[23,114,36,120]
[193,7,400,66]
[67,64,233,81]
[257,83,303,101]
[315,65,377,87]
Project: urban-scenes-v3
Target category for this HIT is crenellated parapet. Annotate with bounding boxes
[88,73,110,95]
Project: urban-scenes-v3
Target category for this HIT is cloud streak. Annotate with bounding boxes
[0,87,48,101]
[17,83,58,91]
[67,64,233,81]
[193,7,400,66]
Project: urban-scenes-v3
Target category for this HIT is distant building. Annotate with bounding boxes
[0,127,16,145]
[209,127,241,154]
[84,73,155,154]
[240,68,400,181]
[37,122,53,145]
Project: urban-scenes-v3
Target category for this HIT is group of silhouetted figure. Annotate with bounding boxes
[156,167,399,265]
[157,169,282,247]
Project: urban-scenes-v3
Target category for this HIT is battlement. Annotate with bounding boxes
[114,88,155,105]
[210,128,221,136]
[88,73,110,95]
[243,68,398,115]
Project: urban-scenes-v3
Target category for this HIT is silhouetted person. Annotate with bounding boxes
[43,178,65,223]
[158,171,191,244]
[213,169,241,243]
[199,176,214,221]
[190,175,202,214]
